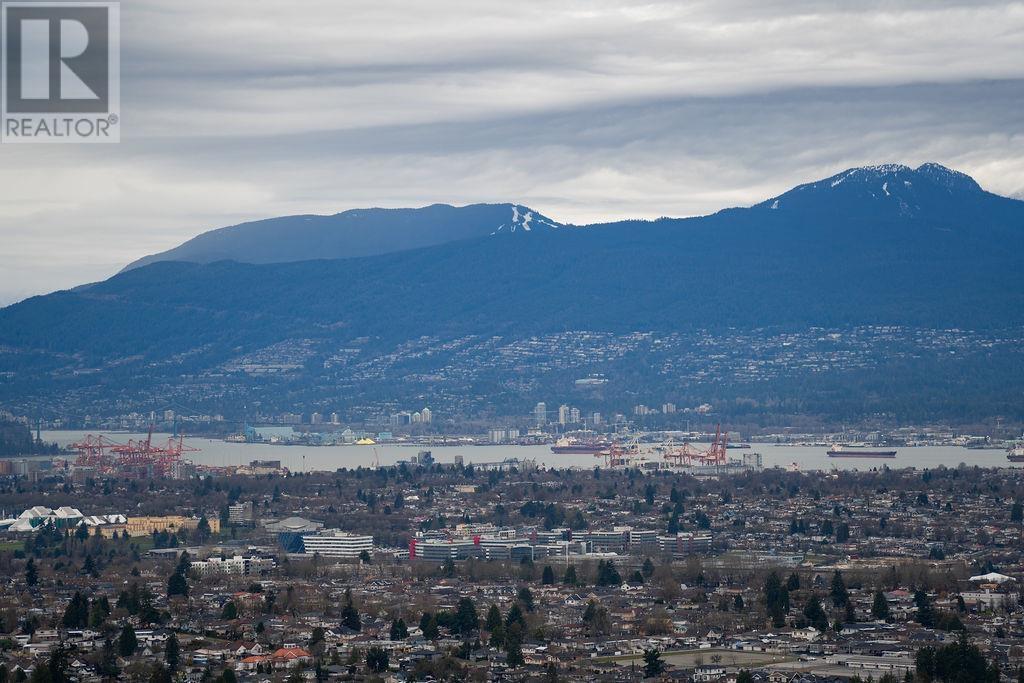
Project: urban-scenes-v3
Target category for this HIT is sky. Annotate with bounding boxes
[1,0,1023,305]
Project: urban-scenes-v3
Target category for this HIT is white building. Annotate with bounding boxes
[190,555,274,577]
[301,529,374,558]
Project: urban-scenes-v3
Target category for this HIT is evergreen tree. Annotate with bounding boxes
[118,623,138,657]
[803,595,829,632]
[642,648,666,678]
[25,558,38,587]
[389,618,408,640]
[563,565,578,585]
[485,604,505,647]
[764,572,789,628]
[365,646,389,673]
[165,632,180,672]
[517,587,535,612]
[419,611,439,640]
[221,601,237,620]
[505,602,526,630]
[541,565,555,584]
[872,590,890,620]
[167,572,188,598]
[642,558,656,578]
[596,559,622,586]
[454,597,478,636]
[830,571,849,607]
[505,623,524,667]
[340,588,361,631]
[786,572,800,591]
[62,591,90,628]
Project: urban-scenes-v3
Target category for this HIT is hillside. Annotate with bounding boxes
[2,163,1023,424]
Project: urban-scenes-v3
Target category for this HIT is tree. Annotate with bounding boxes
[1012,501,1023,523]
[365,646,389,673]
[582,599,611,636]
[803,595,829,632]
[915,589,936,628]
[505,602,526,631]
[167,572,188,598]
[737,671,754,683]
[786,572,800,591]
[221,601,237,620]
[25,558,37,587]
[165,632,180,672]
[196,516,212,542]
[642,557,656,578]
[419,611,439,640]
[517,587,535,612]
[642,648,665,678]
[872,590,890,620]
[358,549,372,564]
[831,571,849,607]
[389,617,408,640]
[118,623,138,657]
[563,565,578,585]
[454,597,478,636]
[541,565,555,584]
[219,669,237,683]
[505,623,524,667]
[98,638,118,678]
[340,588,360,631]
[596,559,622,586]
[764,572,789,628]
[89,595,110,628]
[916,633,999,682]
[836,522,850,543]
[485,604,505,647]
[62,591,89,628]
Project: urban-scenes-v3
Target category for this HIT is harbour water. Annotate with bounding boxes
[41,431,1017,473]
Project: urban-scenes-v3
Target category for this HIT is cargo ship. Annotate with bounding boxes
[827,444,897,458]
[1007,444,1024,463]
[550,437,610,455]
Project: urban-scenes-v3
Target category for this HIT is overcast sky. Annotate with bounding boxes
[2,0,1023,304]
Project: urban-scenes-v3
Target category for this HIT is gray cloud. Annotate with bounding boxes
[1,0,1023,304]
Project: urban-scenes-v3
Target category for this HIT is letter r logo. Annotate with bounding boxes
[3,3,112,113]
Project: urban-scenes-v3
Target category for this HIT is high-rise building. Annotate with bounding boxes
[569,406,581,424]
[534,402,547,427]
[662,402,677,414]
[558,404,570,425]
[330,412,340,425]
[310,412,323,425]
[592,412,602,426]
[421,407,432,424]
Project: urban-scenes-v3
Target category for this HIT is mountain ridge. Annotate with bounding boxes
[122,202,563,272]
[3,162,1024,423]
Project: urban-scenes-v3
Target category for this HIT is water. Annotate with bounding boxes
[41,431,1016,473]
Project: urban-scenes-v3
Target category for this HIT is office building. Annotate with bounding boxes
[301,529,374,558]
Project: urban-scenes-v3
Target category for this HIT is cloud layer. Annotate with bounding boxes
[2,0,1023,304]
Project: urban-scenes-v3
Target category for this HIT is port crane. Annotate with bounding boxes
[69,425,199,476]
[661,424,729,467]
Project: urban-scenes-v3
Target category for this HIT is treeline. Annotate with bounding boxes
[0,420,59,456]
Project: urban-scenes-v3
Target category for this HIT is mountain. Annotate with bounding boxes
[2,163,1023,424]
[123,203,562,271]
